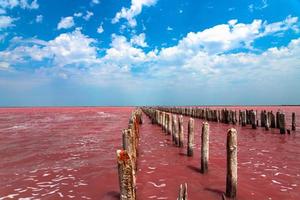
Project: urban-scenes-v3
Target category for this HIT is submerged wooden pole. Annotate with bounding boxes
[117,150,135,200]
[292,112,296,131]
[201,122,209,174]
[179,115,184,147]
[187,118,194,157]
[226,128,237,199]
[177,183,188,200]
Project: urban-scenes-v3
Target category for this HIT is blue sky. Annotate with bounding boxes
[0,0,300,106]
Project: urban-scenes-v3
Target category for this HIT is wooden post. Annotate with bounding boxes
[117,150,135,200]
[162,112,165,132]
[187,118,194,157]
[179,115,184,147]
[177,183,188,200]
[279,113,286,134]
[270,112,276,128]
[241,111,246,126]
[201,122,209,174]
[251,111,257,129]
[173,115,179,144]
[292,112,296,131]
[265,116,270,131]
[168,114,172,135]
[226,128,237,199]
[276,111,280,128]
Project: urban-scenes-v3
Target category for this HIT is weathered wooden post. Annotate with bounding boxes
[117,150,135,200]
[201,122,209,174]
[162,112,166,132]
[168,113,172,135]
[187,118,194,157]
[279,113,286,134]
[276,111,280,128]
[177,183,188,200]
[226,128,237,199]
[292,112,296,131]
[251,111,257,129]
[270,112,276,128]
[265,116,270,131]
[179,115,184,147]
[173,115,179,144]
[241,111,246,126]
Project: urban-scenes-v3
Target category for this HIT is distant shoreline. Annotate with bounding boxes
[0,105,299,108]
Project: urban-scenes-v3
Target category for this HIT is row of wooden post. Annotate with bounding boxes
[142,107,238,199]
[116,109,143,200]
[152,106,296,134]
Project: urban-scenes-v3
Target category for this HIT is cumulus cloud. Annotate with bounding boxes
[130,33,148,47]
[83,11,94,21]
[0,0,39,10]
[248,0,268,12]
[0,15,15,29]
[158,16,298,56]
[1,15,299,88]
[91,0,99,4]
[112,0,157,27]
[57,16,75,30]
[0,61,10,70]
[0,28,98,68]
[97,23,104,34]
[35,14,43,23]
[74,12,83,17]
[103,34,150,70]
[167,26,173,31]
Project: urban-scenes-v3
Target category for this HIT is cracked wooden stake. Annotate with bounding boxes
[226,128,237,199]
[117,150,135,200]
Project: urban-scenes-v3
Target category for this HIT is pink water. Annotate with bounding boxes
[0,106,300,200]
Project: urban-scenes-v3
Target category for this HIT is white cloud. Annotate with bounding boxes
[167,26,173,31]
[1,15,300,97]
[103,34,155,71]
[0,0,39,10]
[46,29,97,66]
[97,24,104,34]
[57,16,75,30]
[35,14,43,23]
[74,12,83,17]
[0,15,15,29]
[0,61,10,70]
[112,0,157,27]
[159,16,298,56]
[0,29,98,67]
[83,11,94,21]
[130,33,148,47]
[263,15,299,35]
[91,0,99,4]
[249,0,268,12]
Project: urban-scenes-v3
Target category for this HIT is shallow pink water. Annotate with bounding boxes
[0,107,133,200]
[136,106,300,200]
[0,106,299,200]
